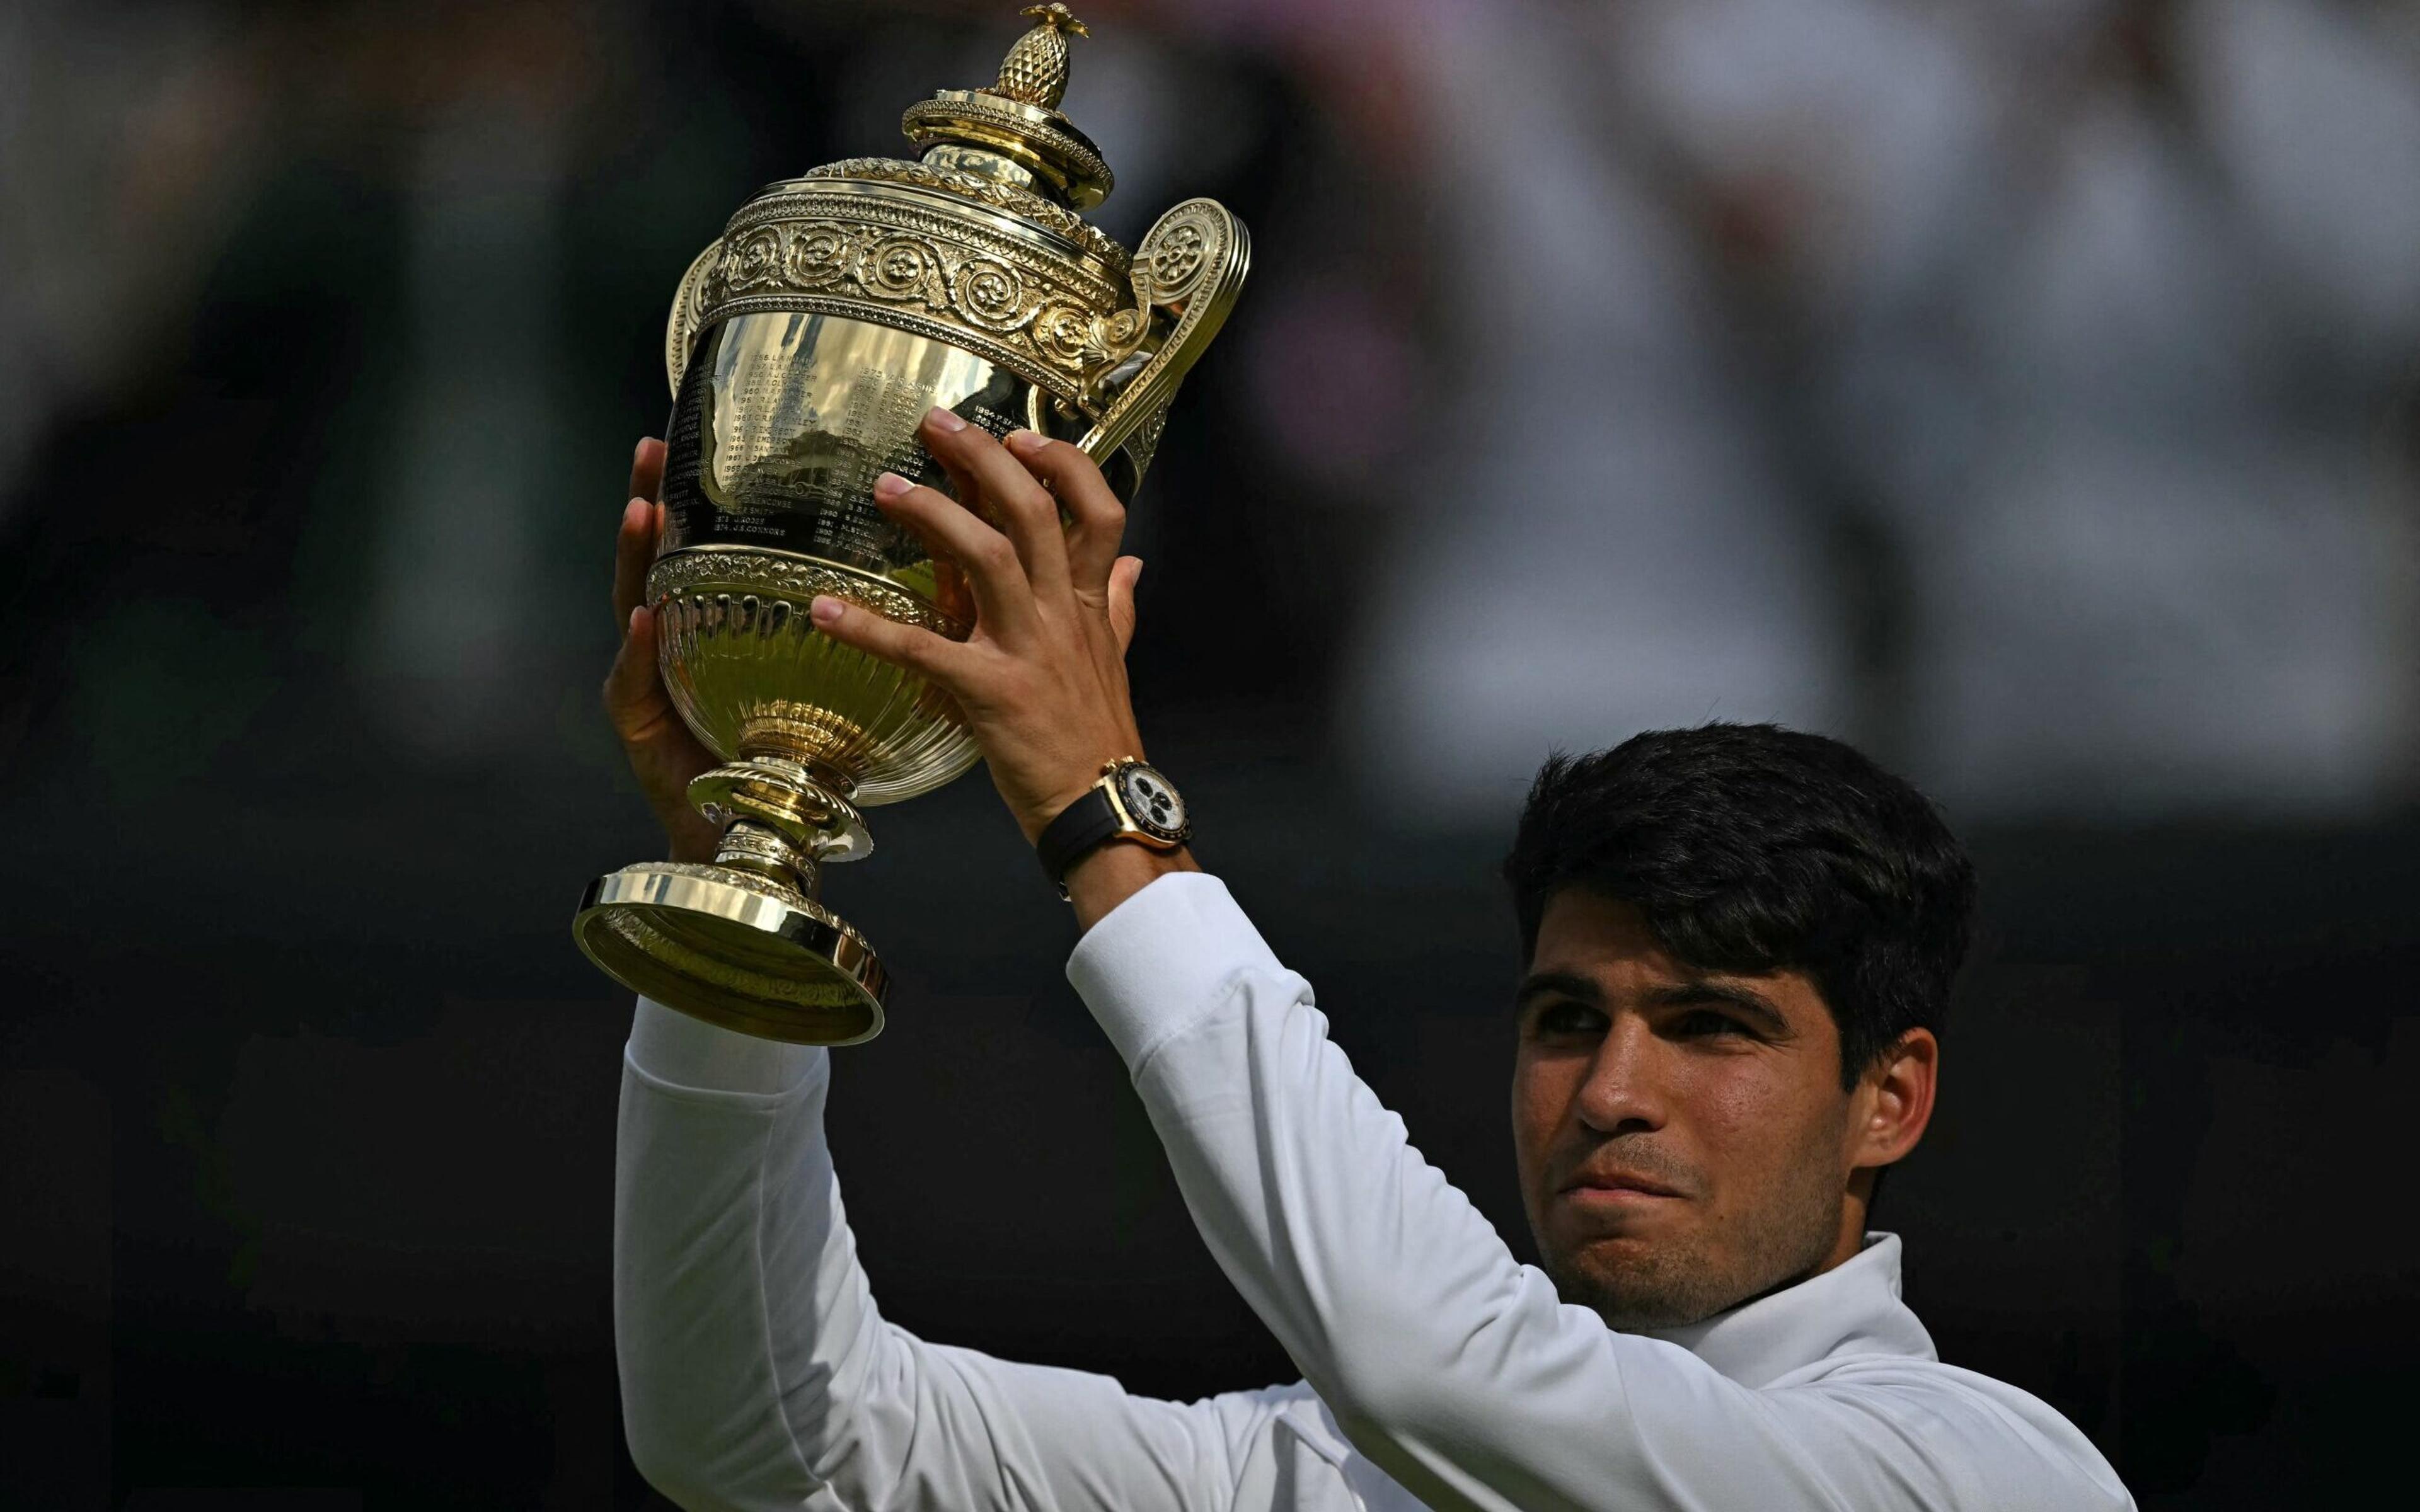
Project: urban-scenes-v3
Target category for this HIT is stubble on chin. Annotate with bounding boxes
[1546,1236,1741,1331]
[1544,1181,1844,1331]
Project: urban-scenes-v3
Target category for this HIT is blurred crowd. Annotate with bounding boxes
[4,0,2416,827]
[1352,0,2420,822]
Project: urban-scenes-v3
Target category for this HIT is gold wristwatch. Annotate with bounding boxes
[1035,757,1191,898]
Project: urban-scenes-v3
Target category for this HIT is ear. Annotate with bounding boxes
[1851,1028,1938,1172]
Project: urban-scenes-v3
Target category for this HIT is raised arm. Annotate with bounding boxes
[600,435,1249,1511]
[614,997,1262,1511]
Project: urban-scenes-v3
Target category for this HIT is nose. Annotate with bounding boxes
[1573,1014,1668,1137]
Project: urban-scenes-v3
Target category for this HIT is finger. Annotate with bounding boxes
[1106,555,1143,657]
[921,408,1073,602]
[1008,430,1126,593]
[873,471,1039,641]
[628,436,666,506]
[809,593,972,688]
[613,497,654,629]
[919,423,986,524]
[875,495,979,628]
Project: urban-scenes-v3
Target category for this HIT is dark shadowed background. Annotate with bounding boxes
[3,0,2416,1507]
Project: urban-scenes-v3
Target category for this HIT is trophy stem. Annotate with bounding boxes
[687,750,876,889]
[712,819,824,898]
[573,747,891,1046]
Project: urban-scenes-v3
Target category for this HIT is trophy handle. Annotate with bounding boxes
[1078,198,1251,484]
[665,241,723,397]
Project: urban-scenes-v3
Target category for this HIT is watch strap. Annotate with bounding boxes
[1035,785,1126,893]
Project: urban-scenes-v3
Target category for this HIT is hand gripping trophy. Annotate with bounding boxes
[573,6,1250,1045]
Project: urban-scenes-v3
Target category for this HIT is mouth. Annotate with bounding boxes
[1557,1170,1685,1201]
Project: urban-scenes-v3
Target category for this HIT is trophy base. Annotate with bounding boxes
[573,862,888,1046]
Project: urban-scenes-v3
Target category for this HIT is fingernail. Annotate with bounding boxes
[628,605,646,633]
[810,595,844,626]
[873,471,911,499]
[924,406,967,433]
[1005,428,1046,452]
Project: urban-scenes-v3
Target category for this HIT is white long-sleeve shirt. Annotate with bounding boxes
[615,872,2134,1511]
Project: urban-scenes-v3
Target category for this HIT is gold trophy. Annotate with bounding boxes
[573,5,1249,1045]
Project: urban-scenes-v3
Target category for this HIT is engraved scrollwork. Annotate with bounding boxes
[723,226,787,294]
[666,241,723,394]
[1139,203,1224,302]
[784,222,856,288]
[648,550,969,639]
[795,158,1127,272]
[1081,304,1147,367]
[1075,197,1248,476]
[1032,303,1099,366]
[1065,205,1229,403]
[692,181,1137,394]
[1149,222,1207,292]
[860,235,947,307]
[1123,401,1172,478]
[952,256,1032,332]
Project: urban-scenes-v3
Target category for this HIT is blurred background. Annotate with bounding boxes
[2,0,2415,1505]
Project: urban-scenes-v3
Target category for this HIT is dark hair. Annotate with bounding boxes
[1502,723,1976,1087]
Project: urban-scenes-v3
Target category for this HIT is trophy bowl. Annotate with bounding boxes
[574,4,1249,1045]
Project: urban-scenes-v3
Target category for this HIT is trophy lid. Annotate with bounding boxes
[901,3,1116,210]
[667,1,1245,455]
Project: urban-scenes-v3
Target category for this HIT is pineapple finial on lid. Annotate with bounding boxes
[996,4,1090,111]
[901,4,1115,209]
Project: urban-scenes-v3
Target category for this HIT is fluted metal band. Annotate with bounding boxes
[647,547,967,639]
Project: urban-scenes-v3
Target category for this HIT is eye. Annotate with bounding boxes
[1528,1000,1608,1038]
[1676,1009,1753,1039]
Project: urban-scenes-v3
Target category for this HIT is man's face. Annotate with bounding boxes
[1511,890,1867,1329]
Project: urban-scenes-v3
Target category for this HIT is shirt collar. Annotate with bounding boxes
[1637,1232,1937,1389]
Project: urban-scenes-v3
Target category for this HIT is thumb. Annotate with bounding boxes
[1107,556,1143,657]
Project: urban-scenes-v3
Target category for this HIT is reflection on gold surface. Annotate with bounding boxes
[574,4,1247,1043]
[668,312,1043,577]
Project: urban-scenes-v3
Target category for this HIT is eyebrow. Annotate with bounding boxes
[1512,973,1792,1037]
[1512,971,1603,1012]
[1642,982,1792,1037]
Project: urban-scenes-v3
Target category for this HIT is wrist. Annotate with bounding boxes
[1068,844,1199,933]
[1018,782,1101,847]
[1015,743,1149,845]
[1032,755,1190,896]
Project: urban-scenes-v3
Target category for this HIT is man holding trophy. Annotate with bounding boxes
[599,8,2133,1510]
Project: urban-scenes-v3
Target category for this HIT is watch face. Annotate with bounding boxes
[1115,763,1187,839]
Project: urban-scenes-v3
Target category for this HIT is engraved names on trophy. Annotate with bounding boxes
[662,310,1046,581]
[662,317,941,575]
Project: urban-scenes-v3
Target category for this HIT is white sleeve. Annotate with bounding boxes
[613,997,1281,1512]
[1065,874,2136,1512]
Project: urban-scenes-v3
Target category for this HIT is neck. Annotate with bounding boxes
[1823,1178,1875,1273]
